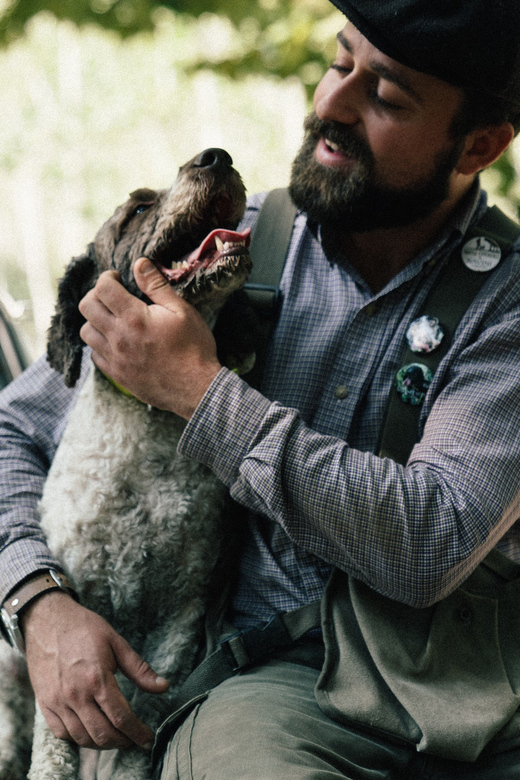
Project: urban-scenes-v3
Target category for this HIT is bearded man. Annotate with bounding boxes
[1,1,520,779]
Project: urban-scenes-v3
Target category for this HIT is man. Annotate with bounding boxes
[1,0,520,777]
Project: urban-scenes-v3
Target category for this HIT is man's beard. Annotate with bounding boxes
[289,113,465,232]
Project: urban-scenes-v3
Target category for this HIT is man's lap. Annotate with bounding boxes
[96,659,520,780]
[160,660,520,780]
[161,660,408,780]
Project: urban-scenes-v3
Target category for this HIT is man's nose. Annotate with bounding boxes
[314,71,361,127]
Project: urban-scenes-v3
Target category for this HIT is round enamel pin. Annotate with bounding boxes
[406,315,444,354]
[395,363,433,405]
[461,236,501,272]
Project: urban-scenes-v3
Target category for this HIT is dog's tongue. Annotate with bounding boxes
[158,227,251,283]
[194,227,251,264]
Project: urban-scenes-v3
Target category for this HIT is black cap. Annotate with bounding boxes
[330,0,520,108]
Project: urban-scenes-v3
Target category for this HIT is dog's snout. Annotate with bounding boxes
[192,148,233,170]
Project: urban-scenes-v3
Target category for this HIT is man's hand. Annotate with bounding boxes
[22,592,169,750]
[78,259,222,419]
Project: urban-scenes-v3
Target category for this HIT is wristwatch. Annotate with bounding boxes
[1,569,78,654]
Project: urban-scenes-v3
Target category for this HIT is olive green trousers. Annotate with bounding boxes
[87,658,517,780]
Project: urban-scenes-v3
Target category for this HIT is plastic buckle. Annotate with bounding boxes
[220,613,292,672]
[221,633,251,671]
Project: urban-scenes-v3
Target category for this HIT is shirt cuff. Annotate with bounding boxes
[178,367,272,485]
[0,539,63,605]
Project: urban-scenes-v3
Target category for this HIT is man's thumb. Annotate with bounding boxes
[134,257,179,308]
[112,632,170,693]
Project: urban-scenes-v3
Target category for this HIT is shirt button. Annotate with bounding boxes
[334,385,349,399]
[457,605,473,626]
[364,302,379,317]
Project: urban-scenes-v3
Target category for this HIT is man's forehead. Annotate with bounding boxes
[338,22,463,103]
[338,24,423,100]
[338,22,420,79]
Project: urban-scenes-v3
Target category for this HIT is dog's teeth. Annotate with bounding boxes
[215,236,225,251]
[222,240,246,250]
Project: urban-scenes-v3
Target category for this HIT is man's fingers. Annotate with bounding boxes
[79,320,110,358]
[110,632,169,695]
[85,631,161,747]
[45,697,136,750]
[133,257,183,310]
[94,676,154,748]
[43,704,116,750]
[78,275,119,353]
[79,272,135,370]
[78,270,127,321]
[41,706,74,743]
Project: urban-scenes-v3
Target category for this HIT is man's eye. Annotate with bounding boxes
[372,93,403,111]
[330,63,351,75]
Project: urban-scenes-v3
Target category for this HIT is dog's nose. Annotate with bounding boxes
[192,148,233,169]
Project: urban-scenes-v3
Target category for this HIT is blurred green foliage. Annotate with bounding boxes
[490,150,520,220]
[0,0,341,94]
[0,0,156,39]
[0,0,518,213]
[0,0,334,41]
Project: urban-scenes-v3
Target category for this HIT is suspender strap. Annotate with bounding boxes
[378,205,520,465]
[481,546,520,582]
[242,188,297,389]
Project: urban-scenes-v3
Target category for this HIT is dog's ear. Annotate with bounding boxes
[47,245,99,388]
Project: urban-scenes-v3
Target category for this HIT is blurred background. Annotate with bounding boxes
[0,0,519,359]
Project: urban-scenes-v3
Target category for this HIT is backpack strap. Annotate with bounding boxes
[378,205,520,465]
[246,187,297,307]
[241,188,297,388]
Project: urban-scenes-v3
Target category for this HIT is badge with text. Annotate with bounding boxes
[461,236,501,272]
[395,363,433,406]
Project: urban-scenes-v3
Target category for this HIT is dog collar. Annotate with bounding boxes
[101,371,146,404]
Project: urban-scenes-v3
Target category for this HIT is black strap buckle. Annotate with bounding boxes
[219,613,293,672]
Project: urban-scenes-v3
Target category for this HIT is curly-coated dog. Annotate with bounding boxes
[0,148,254,780]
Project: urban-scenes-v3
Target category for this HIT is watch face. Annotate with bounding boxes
[1,607,10,632]
[1,607,23,653]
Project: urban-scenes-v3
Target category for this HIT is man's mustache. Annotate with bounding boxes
[303,112,374,168]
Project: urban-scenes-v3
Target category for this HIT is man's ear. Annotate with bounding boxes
[456,122,515,175]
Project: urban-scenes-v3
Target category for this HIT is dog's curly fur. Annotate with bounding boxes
[0,149,256,780]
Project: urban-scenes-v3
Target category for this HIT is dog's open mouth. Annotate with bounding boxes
[152,227,251,288]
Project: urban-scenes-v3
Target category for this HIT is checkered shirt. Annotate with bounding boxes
[179,185,520,625]
[0,185,519,629]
